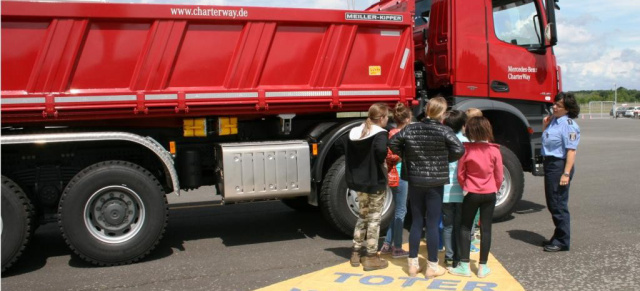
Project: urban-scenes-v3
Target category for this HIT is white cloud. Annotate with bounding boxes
[554,1,639,90]
[558,21,596,45]
[561,48,640,91]
[561,0,640,18]
[554,12,640,90]
[309,0,348,9]
[555,17,607,64]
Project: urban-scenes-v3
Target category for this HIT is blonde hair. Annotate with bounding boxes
[466,108,483,118]
[425,97,447,121]
[361,103,390,138]
[393,102,412,127]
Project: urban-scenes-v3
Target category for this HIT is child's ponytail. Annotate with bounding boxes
[361,103,390,138]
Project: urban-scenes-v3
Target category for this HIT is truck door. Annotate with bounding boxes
[487,0,554,102]
[425,0,449,90]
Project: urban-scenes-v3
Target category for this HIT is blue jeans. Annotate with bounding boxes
[408,185,443,262]
[384,179,408,248]
[442,203,462,261]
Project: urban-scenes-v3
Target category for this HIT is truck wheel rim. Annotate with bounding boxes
[84,185,145,244]
[496,165,512,207]
[346,187,393,218]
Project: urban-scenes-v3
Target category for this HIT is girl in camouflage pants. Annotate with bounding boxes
[344,103,391,271]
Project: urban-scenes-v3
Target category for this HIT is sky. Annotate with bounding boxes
[107,0,639,91]
[554,0,640,91]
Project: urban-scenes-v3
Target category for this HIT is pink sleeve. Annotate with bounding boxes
[457,152,468,191]
[494,148,504,191]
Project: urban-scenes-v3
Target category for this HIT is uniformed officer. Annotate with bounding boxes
[541,92,581,252]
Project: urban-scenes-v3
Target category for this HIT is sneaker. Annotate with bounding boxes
[379,242,391,254]
[361,254,389,271]
[449,262,472,277]
[478,263,491,278]
[470,244,480,253]
[391,247,409,259]
[444,258,453,269]
[425,260,446,279]
[350,249,361,267]
[407,257,420,277]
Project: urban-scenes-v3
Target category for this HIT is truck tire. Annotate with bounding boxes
[319,156,394,236]
[58,161,168,266]
[281,197,318,212]
[1,176,33,273]
[494,147,524,220]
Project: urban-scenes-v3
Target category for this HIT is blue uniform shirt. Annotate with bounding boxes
[542,115,580,159]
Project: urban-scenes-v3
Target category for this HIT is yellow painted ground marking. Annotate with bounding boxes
[258,241,524,291]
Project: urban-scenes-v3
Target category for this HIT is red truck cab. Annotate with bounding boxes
[413,0,560,101]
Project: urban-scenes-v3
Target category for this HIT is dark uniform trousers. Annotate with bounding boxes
[544,156,574,248]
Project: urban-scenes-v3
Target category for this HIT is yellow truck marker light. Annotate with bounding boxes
[183,118,207,137]
[312,143,318,156]
[218,117,238,135]
[169,141,176,155]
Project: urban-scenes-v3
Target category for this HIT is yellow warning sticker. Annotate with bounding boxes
[369,66,382,76]
[258,241,524,291]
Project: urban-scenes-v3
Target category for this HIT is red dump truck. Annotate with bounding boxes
[1,0,561,271]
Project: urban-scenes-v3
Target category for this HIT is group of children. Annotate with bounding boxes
[344,99,503,279]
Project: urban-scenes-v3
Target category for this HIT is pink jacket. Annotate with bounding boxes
[457,142,503,194]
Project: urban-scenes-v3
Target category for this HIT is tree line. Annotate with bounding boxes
[570,88,640,105]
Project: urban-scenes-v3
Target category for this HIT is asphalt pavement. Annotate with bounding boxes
[1,117,639,290]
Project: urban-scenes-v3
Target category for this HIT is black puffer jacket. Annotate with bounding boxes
[389,118,465,187]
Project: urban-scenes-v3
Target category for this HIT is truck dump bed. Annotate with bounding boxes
[1,1,414,125]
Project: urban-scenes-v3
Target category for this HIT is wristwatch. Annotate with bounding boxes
[562,172,570,177]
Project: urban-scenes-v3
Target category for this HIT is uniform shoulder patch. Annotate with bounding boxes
[567,119,573,125]
[569,132,577,141]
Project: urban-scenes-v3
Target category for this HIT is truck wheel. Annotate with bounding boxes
[1,176,33,273]
[493,147,524,220]
[58,161,168,266]
[281,196,318,212]
[319,156,394,236]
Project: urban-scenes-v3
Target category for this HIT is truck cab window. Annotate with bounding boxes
[492,0,542,48]
[415,0,432,26]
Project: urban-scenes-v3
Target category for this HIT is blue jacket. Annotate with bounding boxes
[443,132,468,203]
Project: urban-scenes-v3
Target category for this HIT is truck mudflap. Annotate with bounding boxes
[0,132,180,195]
[215,141,311,203]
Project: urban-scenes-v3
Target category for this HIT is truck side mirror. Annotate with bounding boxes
[545,0,559,46]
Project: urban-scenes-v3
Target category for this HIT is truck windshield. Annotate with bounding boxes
[492,0,543,49]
